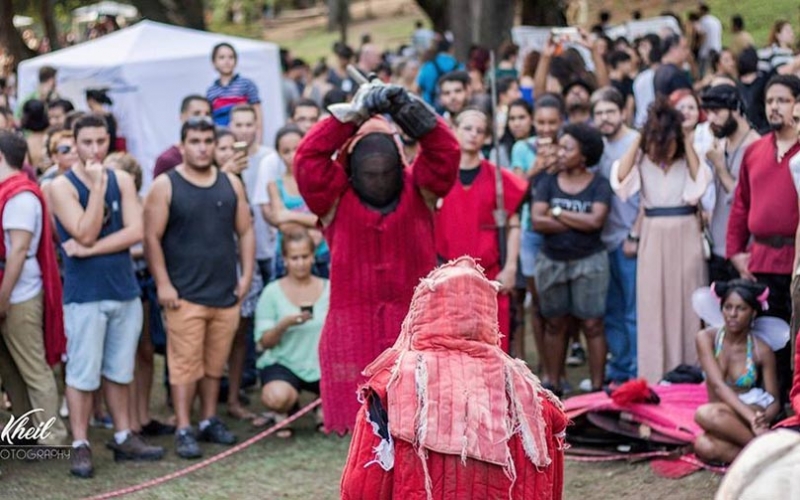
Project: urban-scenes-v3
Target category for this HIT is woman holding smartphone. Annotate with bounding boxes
[253,230,329,435]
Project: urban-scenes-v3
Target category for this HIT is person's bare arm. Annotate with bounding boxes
[556,202,610,232]
[755,341,780,429]
[258,312,312,349]
[533,40,556,99]
[0,230,33,318]
[143,175,179,309]
[230,173,255,302]
[531,201,569,234]
[496,215,521,293]
[616,134,642,183]
[48,165,106,246]
[265,181,319,228]
[254,103,264,146]
[62,170,142,257]
[684,133,701,181]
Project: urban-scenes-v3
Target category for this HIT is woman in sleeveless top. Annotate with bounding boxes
[693,280,779,464]
[263,126,329,278]
[612,98,710,383]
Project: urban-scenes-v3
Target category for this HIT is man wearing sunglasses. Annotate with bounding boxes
[48,115,164,478]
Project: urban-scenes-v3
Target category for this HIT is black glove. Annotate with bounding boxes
[387,90,438,140]
[362,85,405,115]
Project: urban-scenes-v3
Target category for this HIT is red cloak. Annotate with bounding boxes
[0,173,65,366]
[341,258,567,500]
[434,160,526,352]
[294,116,460,434]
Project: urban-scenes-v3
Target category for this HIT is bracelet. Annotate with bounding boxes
[626,233,640,243]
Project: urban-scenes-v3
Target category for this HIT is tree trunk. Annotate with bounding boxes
[520,0,567,27]
[131,0,175,24]
[414,0,449,33]
[328,0,349,43]
[0,0,36,68]
[40,0,60,50]
[449,0,514,61]
[178,0,206,29]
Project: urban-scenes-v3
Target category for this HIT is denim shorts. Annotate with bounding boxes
[64,298,143,391]
[534,251,610,319]
[520,230,544,278]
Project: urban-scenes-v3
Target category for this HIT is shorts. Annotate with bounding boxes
[164,300,241,385]
[259,364,320,395]
[520,230,544,278]
[739,387,775,410]
[534,250,610,319]
[65,298,143,391]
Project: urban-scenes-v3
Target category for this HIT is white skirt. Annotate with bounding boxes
[738,388,775,409]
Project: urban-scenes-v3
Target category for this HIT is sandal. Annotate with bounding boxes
[252,411,278,429]
[313,407,325,433]
[228,404,257,421]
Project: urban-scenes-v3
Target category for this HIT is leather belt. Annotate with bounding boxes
[644,206,697,217]
[755,236,795,248]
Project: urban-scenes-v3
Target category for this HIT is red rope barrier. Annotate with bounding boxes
[83,398,322,500]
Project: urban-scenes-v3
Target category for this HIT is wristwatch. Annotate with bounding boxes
[552,206,563,218]
[626,232,640,243]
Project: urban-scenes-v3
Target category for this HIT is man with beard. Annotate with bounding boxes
[437,71,471,127]
[701,83,759,283]
[144,117,254,458]
[563,80,594,124]
[294,84,460,433]
[727,74,800,406]
[591,86,641,384]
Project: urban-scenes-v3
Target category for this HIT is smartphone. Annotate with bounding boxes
[300,305,314,315]
[233,141,248,154]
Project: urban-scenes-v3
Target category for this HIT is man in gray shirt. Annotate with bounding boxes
[591,87,641,383]
[700,83,759,283]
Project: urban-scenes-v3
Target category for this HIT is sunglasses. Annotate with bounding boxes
[186,116,215,126]
[55,145,73,154]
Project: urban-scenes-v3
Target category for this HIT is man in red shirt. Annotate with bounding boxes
[434,108,526,353]
[727,74,800,404]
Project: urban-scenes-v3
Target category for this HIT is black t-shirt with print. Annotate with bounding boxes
[537,172,612,261]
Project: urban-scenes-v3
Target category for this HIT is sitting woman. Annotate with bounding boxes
[694,280,780,464]
[253,229,329,435]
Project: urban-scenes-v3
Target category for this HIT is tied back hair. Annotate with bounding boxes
[712,279,769,314]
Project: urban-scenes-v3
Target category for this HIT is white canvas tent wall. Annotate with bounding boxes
[17,20,285,192]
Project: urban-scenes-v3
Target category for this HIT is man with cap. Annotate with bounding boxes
[563,79,595,124]
[294,83,460,434]
[701,82,760,283]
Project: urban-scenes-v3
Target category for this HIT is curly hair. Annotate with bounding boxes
[640,97,685,164]
[562,123,604,168]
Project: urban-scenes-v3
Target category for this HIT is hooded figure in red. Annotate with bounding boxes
[294,84,460,433]
[341,257,568,500]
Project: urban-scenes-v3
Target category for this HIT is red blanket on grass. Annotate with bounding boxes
[564,383,707,444]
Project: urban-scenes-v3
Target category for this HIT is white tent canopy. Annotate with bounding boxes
[18,20,285,192]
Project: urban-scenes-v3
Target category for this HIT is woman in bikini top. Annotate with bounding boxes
[693,280,780,465]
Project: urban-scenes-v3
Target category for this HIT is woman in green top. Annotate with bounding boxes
[253,230,329,435]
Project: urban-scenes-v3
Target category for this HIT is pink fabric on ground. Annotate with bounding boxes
[563,383,708,444]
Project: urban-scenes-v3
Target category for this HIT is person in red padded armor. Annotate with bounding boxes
[294,84,460,434]
[341,256,567,500]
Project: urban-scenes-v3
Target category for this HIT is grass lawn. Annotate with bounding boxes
[0,348,722,499]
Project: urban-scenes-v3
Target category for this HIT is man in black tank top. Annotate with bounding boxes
[144,117,255,459]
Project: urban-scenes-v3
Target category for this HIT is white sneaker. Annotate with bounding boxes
[59,397,69,418]
[579,378,593,393]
